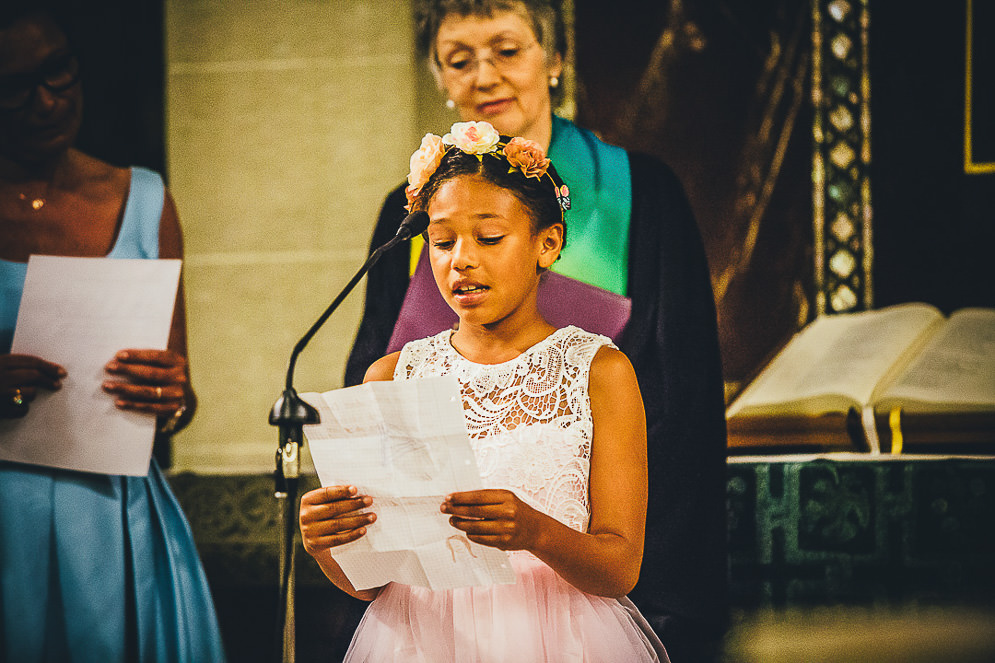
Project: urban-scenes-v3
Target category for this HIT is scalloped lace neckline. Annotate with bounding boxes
[444,326,577,369]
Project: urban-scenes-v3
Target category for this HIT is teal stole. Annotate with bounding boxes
[547,115,632,296]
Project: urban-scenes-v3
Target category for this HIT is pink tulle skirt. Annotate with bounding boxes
[344,552,668,663]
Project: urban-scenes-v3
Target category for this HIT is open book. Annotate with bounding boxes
[726,303,995,452]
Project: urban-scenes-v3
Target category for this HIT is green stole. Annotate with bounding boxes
[547,115,632,296]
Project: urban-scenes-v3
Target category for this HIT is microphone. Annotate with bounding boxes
[268,210,428,662]
[392,208,431,243]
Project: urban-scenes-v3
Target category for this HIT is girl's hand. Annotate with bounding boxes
[102,349,188,415]
[0,353,66,418]
[299,486,376,556]
[442,489,544,551]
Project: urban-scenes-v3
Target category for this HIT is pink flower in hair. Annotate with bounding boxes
[403,183,418,211]
[408,133,447,190]
[503,137,550,179]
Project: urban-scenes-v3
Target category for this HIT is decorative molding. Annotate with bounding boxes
[169,472,331,587]
[727,459,995,607]
[170,462,995,607]
[811,0,873,314]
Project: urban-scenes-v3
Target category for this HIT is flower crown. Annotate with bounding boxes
[405,120,571,213]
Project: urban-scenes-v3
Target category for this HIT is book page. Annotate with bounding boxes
[727,303,943,417]
[302,376,515,591]
[875,308,995,413]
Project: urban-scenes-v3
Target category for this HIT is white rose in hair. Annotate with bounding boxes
[442,121,501,155]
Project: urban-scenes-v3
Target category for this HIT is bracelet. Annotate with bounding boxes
[159,403,188,435]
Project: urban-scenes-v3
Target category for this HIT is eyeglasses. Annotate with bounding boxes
[439,41,537,80]
[0,53,80,112]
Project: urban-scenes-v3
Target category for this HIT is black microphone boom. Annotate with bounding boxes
[269,209,430,443]
[280,209,429,391]
[267,209,428,663]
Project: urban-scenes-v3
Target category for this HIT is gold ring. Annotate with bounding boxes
[12,389,23,406]
[155,386,163,400]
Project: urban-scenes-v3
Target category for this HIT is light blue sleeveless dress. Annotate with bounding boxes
[0,168,226,662]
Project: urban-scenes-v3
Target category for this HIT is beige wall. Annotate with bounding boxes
[165,1,420,472]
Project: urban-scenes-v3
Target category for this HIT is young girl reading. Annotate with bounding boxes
[299,121,669,662]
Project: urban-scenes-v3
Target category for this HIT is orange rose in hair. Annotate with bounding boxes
[503,137,550,179]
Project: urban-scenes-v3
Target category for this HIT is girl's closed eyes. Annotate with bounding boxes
[429,235,505,250]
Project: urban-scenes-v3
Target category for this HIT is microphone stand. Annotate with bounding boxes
[268,212,428,663]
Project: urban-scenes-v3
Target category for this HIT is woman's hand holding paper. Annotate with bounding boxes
[101,348,189,415]
[0,353,66,418]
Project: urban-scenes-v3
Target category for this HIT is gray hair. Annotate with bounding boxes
[415,0,566,72]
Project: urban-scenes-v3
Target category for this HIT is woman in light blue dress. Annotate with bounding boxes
[0,7,225,661]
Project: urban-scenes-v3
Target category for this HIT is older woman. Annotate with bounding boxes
[0,7,224,661]
[346,1,727,660]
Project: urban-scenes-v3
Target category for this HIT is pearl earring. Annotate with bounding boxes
[549,75,559,88]
[446,99,456,109]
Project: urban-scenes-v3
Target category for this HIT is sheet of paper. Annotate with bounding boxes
[0,256,181,476]
[303,376,516,591]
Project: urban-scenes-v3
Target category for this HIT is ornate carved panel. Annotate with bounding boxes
[811,0,873,314]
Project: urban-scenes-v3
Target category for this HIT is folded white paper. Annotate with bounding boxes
[303,376,515,590]
[0,256,180,476]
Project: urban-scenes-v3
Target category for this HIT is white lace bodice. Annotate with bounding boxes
[395,326,614,532]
